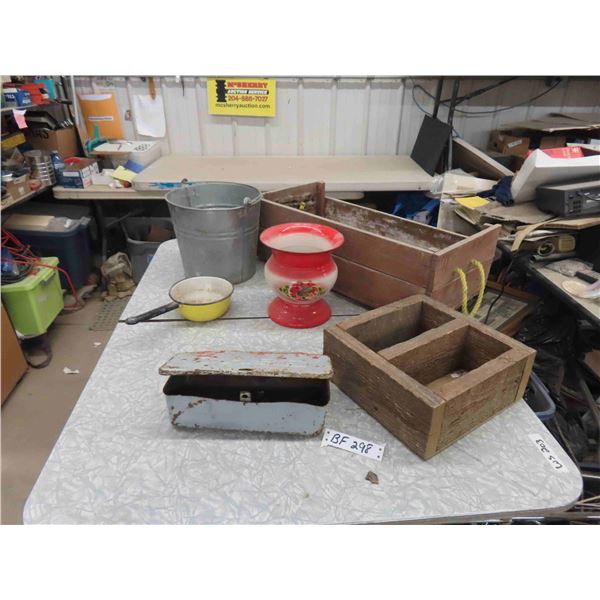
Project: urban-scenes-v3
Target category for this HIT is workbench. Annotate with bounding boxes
[53,154,434,200]
[24,241,582,524]
[132,155,434,193]
[529,264,600,329]
[497,241,600,330]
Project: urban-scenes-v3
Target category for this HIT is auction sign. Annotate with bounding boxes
[207,78,276,117]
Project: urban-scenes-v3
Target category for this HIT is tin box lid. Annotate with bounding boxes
[159,350,332,379]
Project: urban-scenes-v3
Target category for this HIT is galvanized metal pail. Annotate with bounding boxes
[166,182,262,284]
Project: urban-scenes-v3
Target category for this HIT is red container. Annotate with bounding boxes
[19,83,48,105]
[260,223,344,328]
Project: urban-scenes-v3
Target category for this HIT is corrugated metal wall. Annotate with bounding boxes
[74,77,600,156]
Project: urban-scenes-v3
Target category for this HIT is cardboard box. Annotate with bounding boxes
[489,130,530,158]
[539,135,568,149]
[1,132,26,151]
[3,87,32,107]
[25,127,79,159]
[5,175,31,202]
[61,157,99,188]
[1,305,28,404]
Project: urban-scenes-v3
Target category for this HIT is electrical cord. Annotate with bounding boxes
[409,77,564,117]
[440,77,518,106]
[22,334,53,369]
[410,83,461,137]
[482,254,531,325]
[483,259,514,325]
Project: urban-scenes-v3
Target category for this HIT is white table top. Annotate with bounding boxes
[24,241,582,524]
[133,154,434,193]
[531,265,600,327]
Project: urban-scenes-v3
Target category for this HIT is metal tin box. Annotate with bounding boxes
[159,350,333,435]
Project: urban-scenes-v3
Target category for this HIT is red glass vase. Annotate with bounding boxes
[260,223,345,328]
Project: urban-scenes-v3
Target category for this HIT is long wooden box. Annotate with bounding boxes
[260,182,500,309]
[323,296,535,459]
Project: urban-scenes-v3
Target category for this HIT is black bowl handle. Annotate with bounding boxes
[125,301,179,325]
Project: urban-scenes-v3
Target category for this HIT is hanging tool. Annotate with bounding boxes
[148,76,156,100]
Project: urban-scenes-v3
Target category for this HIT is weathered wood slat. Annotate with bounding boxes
[428,226,500,291]
[333,261,425,333]
[434,349,534,451]
[379,320,469,369]
[429,258,494,309]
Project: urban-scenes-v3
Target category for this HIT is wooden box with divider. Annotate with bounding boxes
[323,295,536,459]
[260,182,500,309]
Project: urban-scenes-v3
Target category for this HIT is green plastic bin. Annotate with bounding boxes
[1,257,64,336]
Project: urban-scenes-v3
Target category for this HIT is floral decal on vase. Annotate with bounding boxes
[278,281,325,301]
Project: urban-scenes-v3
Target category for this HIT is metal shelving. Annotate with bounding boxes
[1,185,51,211]
[1,99,72,114]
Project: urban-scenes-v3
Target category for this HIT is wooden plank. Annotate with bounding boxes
[261,198,435,288]
[457,301,538,355]
[315,181,326,216]
[340,294,424,350]
[421,300,461,329]
[434,348,535,453]
[323,325,443,458]
[383,324,469,386]
[464,326,512,369]
[323,197,462,251]
[334,257,426,311]
[429,258,493,309]
[452,137,514,179]
[379,320,468,366]
[514,351,536,404]
[335,295,425,332]
[428,225,500,292]
[263,182,320,204]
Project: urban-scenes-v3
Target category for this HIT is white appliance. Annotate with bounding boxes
[92,140,162,168]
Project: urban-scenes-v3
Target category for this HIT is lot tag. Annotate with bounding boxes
[321,428,384,461]
[528,434,569,473]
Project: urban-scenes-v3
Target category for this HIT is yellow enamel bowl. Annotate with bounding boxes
[169,276,234,322]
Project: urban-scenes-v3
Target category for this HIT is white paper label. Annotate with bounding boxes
[528,434,569,472]
[321,428,384,461]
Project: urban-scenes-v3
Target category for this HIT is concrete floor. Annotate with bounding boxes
[1,295,116,524]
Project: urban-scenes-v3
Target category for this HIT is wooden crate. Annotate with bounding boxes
[261,182,500,309]
[323,295,535,459]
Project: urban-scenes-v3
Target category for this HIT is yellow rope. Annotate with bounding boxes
[453,259,486,318]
